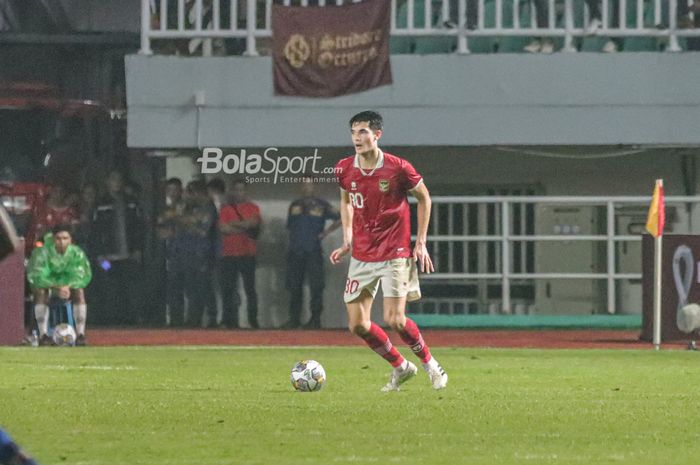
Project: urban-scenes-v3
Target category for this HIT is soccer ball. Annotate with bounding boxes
[52,323,77,346]
[290,360,326,392]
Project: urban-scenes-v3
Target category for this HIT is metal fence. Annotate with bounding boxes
[140,0,700,55]
[408,195,700,316]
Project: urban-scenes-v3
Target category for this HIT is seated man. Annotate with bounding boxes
[27,224,92,346]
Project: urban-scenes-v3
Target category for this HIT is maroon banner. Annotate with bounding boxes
[272,0,392,97]
[641,235,700,342]
[0,239,25,345]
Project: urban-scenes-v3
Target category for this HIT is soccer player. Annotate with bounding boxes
[27,224,92,346]
[330,110,448,391]
[0,428,39,465]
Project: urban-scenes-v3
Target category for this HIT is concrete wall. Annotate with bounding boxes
[61,0,141,32]
[126,52,700,148]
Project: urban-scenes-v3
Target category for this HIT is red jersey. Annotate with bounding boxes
[335,151,423,262]
[35,206,80,238]
[219,202,260,257]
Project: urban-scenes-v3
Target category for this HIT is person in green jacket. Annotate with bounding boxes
[27,224,92,346]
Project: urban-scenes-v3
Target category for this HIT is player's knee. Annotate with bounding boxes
[72,289,86,304]
[349,322,370,336]
[392,321,406,332]
[385,317,404,332]
[33,289,48,304]
[384,312,407,331]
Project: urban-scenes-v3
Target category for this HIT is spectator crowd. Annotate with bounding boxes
[23,171,341,332]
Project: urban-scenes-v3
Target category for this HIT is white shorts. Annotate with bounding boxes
[343,257,421,304]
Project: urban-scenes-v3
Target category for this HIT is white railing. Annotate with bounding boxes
[410,195,700,315]
[140,0,700,55]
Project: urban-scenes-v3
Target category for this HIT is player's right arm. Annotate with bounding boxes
[329,188,352,264]
[26,246,53,289]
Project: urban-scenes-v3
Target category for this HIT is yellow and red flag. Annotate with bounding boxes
[646,179,665,238]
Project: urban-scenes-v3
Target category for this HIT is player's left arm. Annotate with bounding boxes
[330,189,352,264]
[410,182,435,274]
[68,247,92,289]
[236,205,261,232]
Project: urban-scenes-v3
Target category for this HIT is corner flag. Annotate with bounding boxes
[646,179,665,238]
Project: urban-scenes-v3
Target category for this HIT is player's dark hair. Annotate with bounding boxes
[207,178,226,194]
[51,223,74,237]
[349,111,383,132]
[166,177,183,188]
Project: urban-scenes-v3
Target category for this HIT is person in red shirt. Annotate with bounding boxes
[34,184,80,240]
[330,110,448,391]
[218,179,261,329]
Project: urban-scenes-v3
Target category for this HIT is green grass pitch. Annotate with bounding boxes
[2,346,700,465]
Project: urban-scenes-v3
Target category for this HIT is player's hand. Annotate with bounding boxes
[413,241,434,274]
[329,244,351,265]
[55,286,71,300]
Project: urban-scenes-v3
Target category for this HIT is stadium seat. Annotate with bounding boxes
[393,0,461,53]
[497,0,536,53]
[390,36,415,54]
[471,0,502,53]
[580,0,659,52]
[391,0,667,54]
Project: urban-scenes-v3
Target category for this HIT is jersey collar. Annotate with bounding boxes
[354,150,384,176]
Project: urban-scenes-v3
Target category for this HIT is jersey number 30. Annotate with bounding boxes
[349,193,364,209]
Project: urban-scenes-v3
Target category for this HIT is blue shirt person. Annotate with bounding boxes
[0,428,39,465]
[283,177,341,329]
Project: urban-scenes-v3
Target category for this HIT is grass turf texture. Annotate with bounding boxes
[2,346,700,465]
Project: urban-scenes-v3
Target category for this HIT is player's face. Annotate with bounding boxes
[165,184,182,203]
[53,231,72,254]
[107,172,124,195]
[350,122,381,155]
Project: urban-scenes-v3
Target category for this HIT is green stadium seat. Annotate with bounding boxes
[391,0,672,53]
[496,0,534,53]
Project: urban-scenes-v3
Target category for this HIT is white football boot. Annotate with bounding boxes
[381,360,418,392]
[423,357,448,390]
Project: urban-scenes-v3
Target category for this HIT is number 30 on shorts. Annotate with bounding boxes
[349,193,364,209]
[345,278,359,294]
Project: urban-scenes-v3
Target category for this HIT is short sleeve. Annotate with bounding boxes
[401,159,423,191]
[335,160,347,191]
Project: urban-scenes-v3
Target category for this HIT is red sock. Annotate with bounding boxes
[397,317,432,364]
[359,323,405,368]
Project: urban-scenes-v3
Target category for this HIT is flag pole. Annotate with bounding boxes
[653,233,662,350]
[648,178,665,351]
